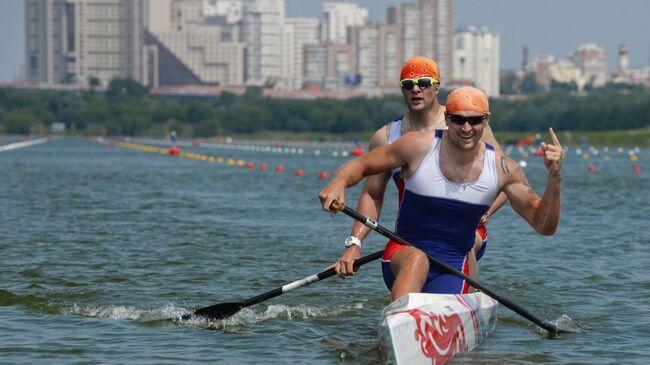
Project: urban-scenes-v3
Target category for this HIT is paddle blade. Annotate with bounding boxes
[193,302,244,320]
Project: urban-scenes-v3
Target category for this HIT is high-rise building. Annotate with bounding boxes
[303,43,355,91]
[349,22,399,91]
[452,25,500,96]
[387,0,453,84]
[242,0,285,87]
[284,17,320,90]
[322,2,368,44]
[143,0,245,87]
[25,0,147,85]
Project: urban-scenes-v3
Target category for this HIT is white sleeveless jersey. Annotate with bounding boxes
[395,130,499,257]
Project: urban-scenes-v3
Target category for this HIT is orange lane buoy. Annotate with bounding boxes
[169,146,181,156]
[351,148,365,156]
[295,169,305,176]
[319,171,330,180]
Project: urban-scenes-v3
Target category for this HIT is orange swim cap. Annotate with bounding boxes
[445,86,490,115]
[400,56,440,83]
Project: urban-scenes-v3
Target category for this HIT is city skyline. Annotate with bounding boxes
[2,0,650,82]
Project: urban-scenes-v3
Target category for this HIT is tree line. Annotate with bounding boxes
[0,78,648,137]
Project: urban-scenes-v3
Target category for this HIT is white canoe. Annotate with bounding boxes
[379,292,498,365]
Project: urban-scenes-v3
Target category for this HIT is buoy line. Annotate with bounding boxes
[128,137,359,158]
[96,139,333,181]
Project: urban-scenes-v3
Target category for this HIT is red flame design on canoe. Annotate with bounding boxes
[404,308,467,364]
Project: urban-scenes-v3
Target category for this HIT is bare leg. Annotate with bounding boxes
[389,247,430,301]
[466,231,484,292]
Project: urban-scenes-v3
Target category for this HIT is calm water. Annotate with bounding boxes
[1,137,649,364]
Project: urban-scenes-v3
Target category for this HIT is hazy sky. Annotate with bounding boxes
[2,0,649,81]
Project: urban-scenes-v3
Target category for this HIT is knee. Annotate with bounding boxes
[401,249,430,272]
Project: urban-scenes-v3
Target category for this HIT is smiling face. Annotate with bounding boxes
[444,86,490,151]
[445,110,488,151]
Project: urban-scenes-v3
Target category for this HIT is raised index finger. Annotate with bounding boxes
[549,127,561,146]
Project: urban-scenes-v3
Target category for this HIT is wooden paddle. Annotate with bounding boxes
[179,249,385,321]
[330,201,561,333]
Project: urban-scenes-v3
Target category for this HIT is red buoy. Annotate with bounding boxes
[633,166,641,174]
[587,163,596,173]
[169,146,181,156]
[246,162,254,169]
[192,141,201,147]
[295,169,305,176]
[275,165,285,172]
[319,171,330,180]
[351,148,365,156]
[534,148,543,157]
[259,163,269,170]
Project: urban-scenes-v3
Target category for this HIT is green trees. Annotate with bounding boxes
[0,78,648,137]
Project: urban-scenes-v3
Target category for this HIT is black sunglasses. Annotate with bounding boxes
[400,77,438,90]
[445,113,487,126]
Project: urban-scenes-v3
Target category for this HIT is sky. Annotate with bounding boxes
[1,0,649,81]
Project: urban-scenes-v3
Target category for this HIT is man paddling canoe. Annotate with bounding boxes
[332,56,506,283]
[320,86,563,300]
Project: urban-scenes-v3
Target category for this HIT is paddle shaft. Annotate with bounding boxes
[240,250,384,308]
[337,204,560,333]
[191,249,384,318]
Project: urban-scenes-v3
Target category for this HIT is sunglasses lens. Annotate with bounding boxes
[417,78,432,89]
[400,80,415,90]
[447,114,485,125]
[449,115,464,124]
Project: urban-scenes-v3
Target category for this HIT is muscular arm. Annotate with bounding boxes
[500,155,562,235]
[350,126,392,242]
[319,132,430,213]
[323,129,431,276]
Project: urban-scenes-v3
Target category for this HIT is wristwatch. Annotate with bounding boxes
[344,236,362,248]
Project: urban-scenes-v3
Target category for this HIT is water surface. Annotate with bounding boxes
[1,138,649,364]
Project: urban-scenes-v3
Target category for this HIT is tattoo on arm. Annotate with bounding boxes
[503,156,536,194]
[500,156,511,175]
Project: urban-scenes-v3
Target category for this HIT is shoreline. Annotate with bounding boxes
[4,127,649,148]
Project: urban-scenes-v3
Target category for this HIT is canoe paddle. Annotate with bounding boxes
[330,201,561,333]
[179,249,385,321]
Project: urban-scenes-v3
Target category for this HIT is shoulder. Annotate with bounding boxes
[393,130,435,155]
[368,122,393,150]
